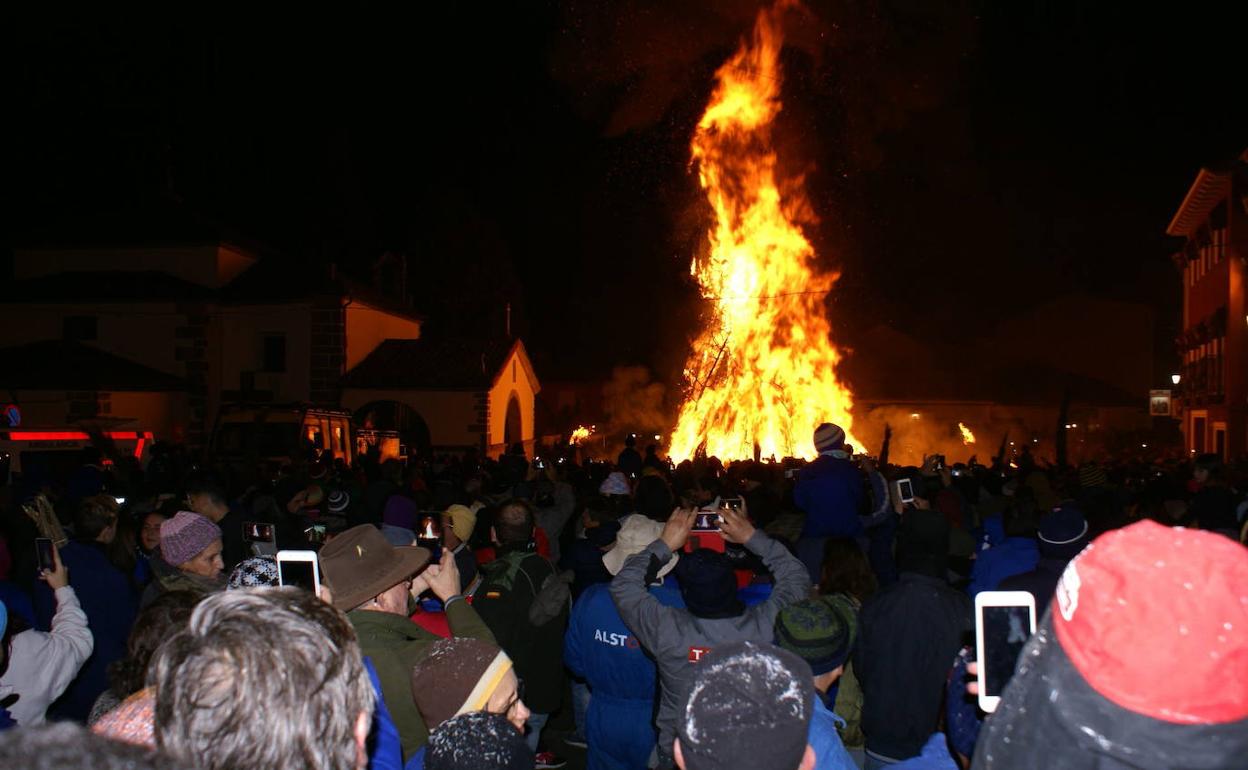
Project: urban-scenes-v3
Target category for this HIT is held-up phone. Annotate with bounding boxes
[277,550,321,594]
[692,511,721,532]
[36,537,56,573]
[894,478,915,505]
[417,514,442,563]
[304,525,327,545]
[720,497,743,512]
[243,521,276,543]
[931,454,945,472]
[975,590,1037,713]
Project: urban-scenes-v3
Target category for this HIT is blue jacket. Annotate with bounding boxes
[365,657,403,770]
[795,455,865,539]
[809,695,857,770]
[33,540,137,721]
[889,733,959,770]
[966,536,1039,598]
[564,580,684,770]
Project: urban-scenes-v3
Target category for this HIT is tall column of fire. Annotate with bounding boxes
[669,1,857,461]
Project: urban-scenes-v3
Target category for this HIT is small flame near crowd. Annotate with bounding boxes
[569,425,596,446]
[669,0,857,462]
[958,422,976,445]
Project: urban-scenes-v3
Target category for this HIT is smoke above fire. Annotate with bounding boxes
[668,0,857,462]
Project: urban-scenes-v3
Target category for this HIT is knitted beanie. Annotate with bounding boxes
[444,504,477,543]
[679,641,814,770]
[227,556,279,589]
[599,472,631,497]
[425,711,530,770]
[411,638,515,732]
[327,489,351,514]
[160,512,221,566]
[813,423,845,453]
[774,595,858,676]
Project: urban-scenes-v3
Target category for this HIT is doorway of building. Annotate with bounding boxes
[503,393,522,449]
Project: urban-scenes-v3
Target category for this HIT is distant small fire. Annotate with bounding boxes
[959,422,976,445]
[569,425,596,445]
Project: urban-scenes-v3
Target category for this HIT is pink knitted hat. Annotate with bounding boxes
[160,511,221,566]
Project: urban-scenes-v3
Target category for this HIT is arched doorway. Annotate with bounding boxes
[353,400,432,459]
[503,392,523,449]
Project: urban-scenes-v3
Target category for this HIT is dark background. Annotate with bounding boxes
[8,2,1247,386]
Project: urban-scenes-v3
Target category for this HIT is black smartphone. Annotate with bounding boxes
[721,497,743,511]
[243,521,275,543]
[36,537,56,572]
[692,511,721,532]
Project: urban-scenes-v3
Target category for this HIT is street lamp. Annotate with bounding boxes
[1171,374,1181,386]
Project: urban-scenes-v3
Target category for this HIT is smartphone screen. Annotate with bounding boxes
[691,511,721,532]
[976,591,1037,711]
[243,521,275,543]
[278,559,317,592]
[896,478,914,502]
[36,537,56,572]
[721,497,743,511]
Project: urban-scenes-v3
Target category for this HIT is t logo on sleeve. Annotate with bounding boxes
[688,646,712,663]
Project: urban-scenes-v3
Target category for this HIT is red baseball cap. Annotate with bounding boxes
[1053,520,1248,724]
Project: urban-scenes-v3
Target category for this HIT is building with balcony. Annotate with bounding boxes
[1167,149,1248,459]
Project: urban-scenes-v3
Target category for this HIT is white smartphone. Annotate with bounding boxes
[975,590,1037,713]
[894,478,915,504]
[276,550,321,594]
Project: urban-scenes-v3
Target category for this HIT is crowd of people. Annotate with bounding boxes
[0,423,1245,770]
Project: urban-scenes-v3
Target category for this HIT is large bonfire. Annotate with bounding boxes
[668,1,857,462]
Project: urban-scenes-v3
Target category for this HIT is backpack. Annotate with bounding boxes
[484,550,572,627]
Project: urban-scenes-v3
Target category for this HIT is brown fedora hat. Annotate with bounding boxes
[319,524,431,611]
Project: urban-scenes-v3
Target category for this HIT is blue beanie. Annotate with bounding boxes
[676,548,743,618]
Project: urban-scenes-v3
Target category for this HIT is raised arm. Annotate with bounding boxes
[720,505,809,609]
[610,509,694,646]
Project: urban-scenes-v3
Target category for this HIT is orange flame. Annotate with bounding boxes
[669,1,856,462]
[569,425,595,446]
[959,422,976,445]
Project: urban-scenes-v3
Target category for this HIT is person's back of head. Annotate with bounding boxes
[774,596,858,691]
[634,474,673,521]
[974,520,1248,769]
[0,722,188,770]
[425,711,531,770]
[493,499,535,547]
[149,587,374,770]
[675,548,743,618]
[184,474,228,509]
[76,494,120,543]
[894,508,950,578]
[676,641,816,770]
[819,538,877,603]
[108,590,199,699]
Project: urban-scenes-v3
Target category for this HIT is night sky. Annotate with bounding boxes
[9,2,1247,388]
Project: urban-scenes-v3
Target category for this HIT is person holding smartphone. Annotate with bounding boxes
[0,542,94,725]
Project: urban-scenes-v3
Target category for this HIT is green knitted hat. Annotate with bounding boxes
[773,594,858,676]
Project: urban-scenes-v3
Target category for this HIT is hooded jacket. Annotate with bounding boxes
[609,530,808,765]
